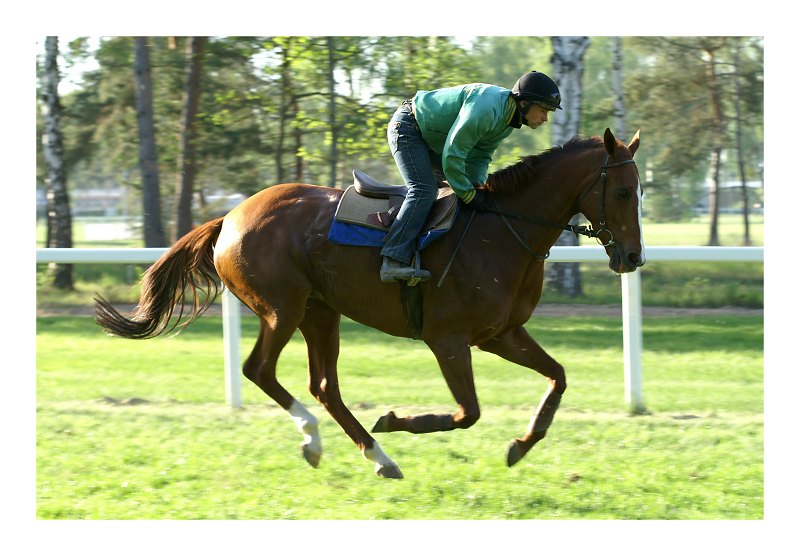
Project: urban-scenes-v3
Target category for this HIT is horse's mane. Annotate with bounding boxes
[485,136,605,195]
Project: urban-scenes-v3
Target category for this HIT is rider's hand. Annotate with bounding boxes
[467,189,488,212]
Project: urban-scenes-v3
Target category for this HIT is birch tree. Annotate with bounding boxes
[41,36,74,289]
[546,36,590,297]
[133,37,166,247]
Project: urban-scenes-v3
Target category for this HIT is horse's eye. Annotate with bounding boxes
[615,188,631,200]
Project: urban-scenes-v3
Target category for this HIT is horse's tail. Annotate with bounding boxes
[95,217,225,339]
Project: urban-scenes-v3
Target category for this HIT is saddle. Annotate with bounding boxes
[329,170,461,339]
[334,169,458,233]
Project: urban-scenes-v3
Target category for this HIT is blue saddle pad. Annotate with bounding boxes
[327,183,459,250]
[328,216,455,251]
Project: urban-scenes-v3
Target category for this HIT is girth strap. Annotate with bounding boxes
[401,281,423,340]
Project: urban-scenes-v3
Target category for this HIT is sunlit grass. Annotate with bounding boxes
[36,314,763,520]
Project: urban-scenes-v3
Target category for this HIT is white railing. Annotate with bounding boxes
[37,246,764,410]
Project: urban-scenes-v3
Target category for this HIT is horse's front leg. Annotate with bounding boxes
[478,325,566,467]
[372,338,480,434]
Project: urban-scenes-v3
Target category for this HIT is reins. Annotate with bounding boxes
[436,153,637,287]
[484,154,637,248]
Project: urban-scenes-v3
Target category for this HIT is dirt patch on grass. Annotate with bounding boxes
[38,302,763,319]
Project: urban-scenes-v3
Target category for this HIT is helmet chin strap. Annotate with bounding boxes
[517,99,534,125]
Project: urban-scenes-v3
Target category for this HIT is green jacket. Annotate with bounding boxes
[412,83,518,202]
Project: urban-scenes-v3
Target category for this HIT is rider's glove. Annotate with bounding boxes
[465,189,488,212]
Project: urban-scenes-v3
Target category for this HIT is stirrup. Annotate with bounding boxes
[380,253,430,285]
[406,252,426,287]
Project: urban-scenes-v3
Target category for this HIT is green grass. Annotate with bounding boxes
[639,213,763,246]
[36,314,763,520]
[539,260,762,307]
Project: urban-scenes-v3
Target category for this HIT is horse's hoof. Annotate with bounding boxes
[302,444,322,468]
[506,440,527,467]
[375,463,404,479]
[371,411,396,433]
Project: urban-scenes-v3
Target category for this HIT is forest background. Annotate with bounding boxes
[37,36,764,243]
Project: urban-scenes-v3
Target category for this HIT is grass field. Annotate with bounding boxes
[36,313,763,521]
[33,211,767,538]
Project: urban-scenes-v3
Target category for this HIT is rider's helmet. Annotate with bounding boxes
[511,71,562,111]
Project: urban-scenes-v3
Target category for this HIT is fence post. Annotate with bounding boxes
[621,271,646,413]
[221,287,242,408]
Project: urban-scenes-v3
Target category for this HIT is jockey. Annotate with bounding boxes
[379,70,562,284]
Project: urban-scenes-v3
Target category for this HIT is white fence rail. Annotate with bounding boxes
[37,246,764,410]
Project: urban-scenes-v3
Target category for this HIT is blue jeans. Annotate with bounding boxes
[380,102,443,264]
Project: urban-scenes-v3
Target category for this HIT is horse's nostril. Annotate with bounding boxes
[627,252,646,267]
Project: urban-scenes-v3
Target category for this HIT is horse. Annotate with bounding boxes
[95,128,644,479]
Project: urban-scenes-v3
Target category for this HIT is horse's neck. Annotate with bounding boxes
[497,151,597,249]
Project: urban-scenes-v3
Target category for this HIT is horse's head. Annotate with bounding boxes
[578,128,645,273]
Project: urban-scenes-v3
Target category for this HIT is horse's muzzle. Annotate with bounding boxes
[608,245,646,274]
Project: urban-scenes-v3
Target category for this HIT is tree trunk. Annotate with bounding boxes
[41,36,73,289]
[292,93,303,182]
[733,40,751,246]
[546,36,590,297]
[611,37,628,141]
[708,146,722,246]
[174,36,206,241]
[704,44,725,246]
[133,37,166,247]
[327,36,339,188]
[276,42,290,184]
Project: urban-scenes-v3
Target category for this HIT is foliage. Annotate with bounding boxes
[472,36,554,167]
[625,37,763,218]
[37,35,763,229]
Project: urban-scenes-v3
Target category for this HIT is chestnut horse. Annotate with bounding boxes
[96,128,644,479]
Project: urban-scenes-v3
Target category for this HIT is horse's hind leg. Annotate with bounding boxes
[478,325,566,467]
[299,300,403,479]
[372,337,481,435]
[244,315,323,468]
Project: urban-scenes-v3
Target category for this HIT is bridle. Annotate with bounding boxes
[437,154,638,287]
[575,154,638,248]
[481,154,637,255]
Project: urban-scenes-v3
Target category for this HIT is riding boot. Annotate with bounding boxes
[380,256,431,284]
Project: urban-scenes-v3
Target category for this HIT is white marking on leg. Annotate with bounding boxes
[289,399,322,456]
[363,441,402,477]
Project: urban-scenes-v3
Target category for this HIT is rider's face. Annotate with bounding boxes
[523,103,551,129]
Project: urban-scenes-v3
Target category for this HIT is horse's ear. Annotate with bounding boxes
[628,130,641,157]
[603,128,617,157]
